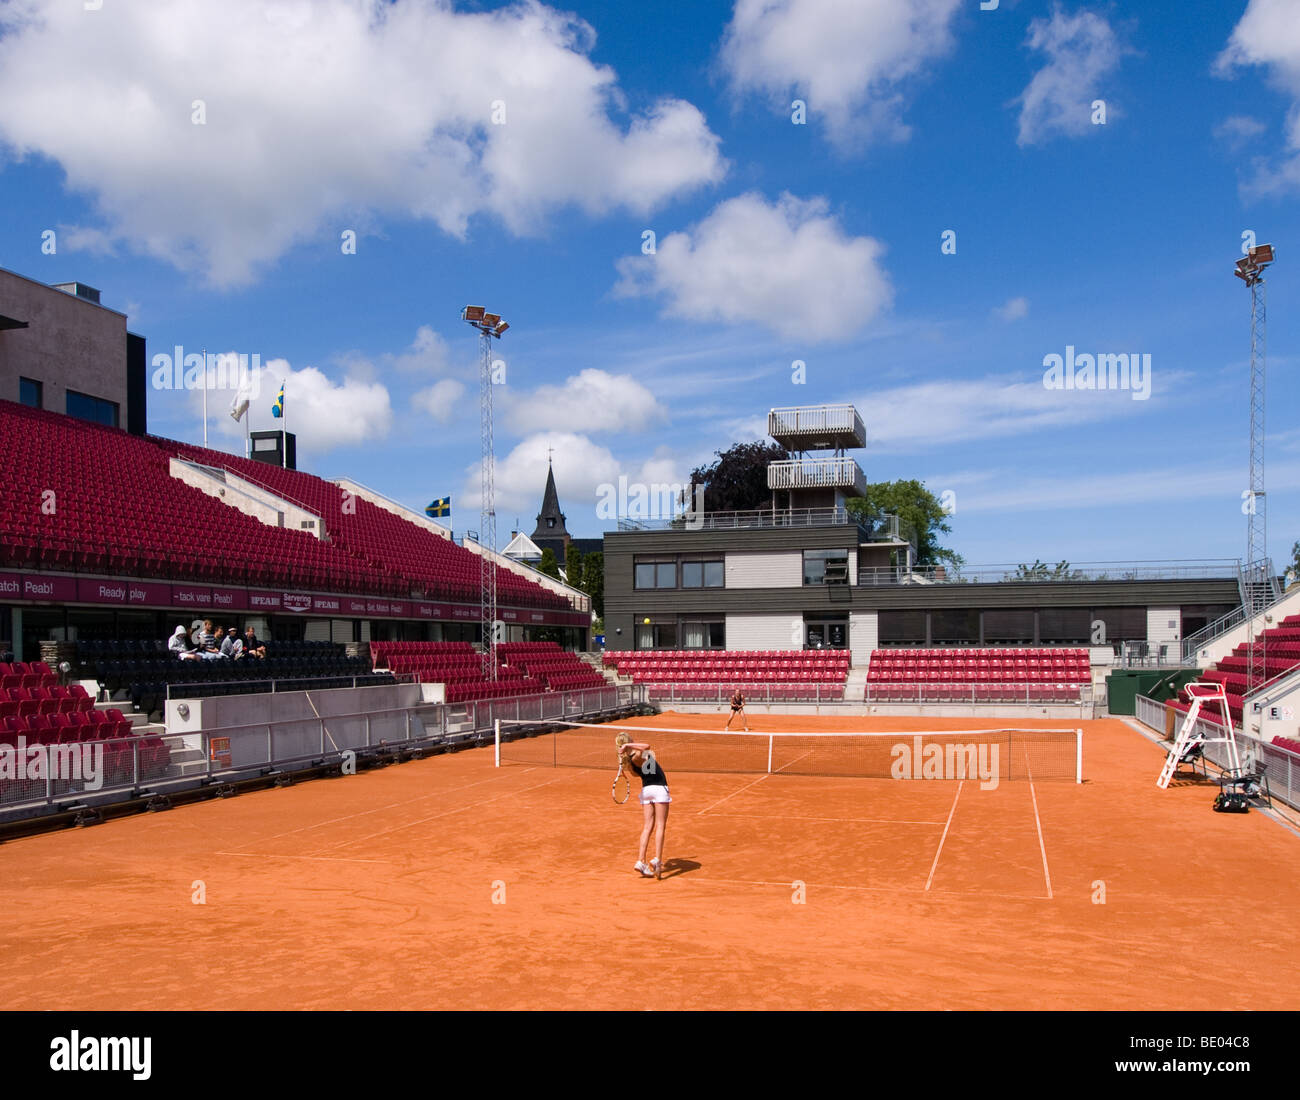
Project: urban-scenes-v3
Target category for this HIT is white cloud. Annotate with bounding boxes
[198,358,392,455]
[1015,8,1127,147]
[464,432,693,527]
[412,379,467,424]
[993,296,1029,322]
[1213,115,1267,149]
[1216,0,1300,194]
[0,0,725,286]
[503,369,667,434]
[854,370,1185,455]
[614,192,892,342]
[720,0,962,148]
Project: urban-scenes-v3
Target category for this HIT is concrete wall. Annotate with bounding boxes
[725,550,802,588]
[170,457,323,533]
[726,612,799,650]
[849,610,877,664]
[0,268,130,424]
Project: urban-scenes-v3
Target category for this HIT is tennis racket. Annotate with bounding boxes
[611,765,630,804]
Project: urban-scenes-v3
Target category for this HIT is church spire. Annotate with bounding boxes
[532,455,569,540]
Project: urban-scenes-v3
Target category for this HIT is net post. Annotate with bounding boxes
[1075,728,1083,784]
[767,734,773,774]
[494,719,500,768]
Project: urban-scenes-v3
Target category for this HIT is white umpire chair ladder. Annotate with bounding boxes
[1157,682,1242,789]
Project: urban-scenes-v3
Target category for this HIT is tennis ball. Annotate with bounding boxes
[643,617,651,624]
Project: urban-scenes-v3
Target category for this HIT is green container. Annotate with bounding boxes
[1106,669,1202,715]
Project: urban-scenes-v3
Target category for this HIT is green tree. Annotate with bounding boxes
[1012,559,1082,581]
[846,480,963,569]
[564,544,583,589]
[537,547,561,580]
[1288,541,1300,585]
[690,441,789,512]
[582,551,605,618]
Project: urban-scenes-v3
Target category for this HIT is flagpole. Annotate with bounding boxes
[281,378,287,468]
[202,346,208,447]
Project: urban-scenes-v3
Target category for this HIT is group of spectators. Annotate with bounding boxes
[169,619,268,662]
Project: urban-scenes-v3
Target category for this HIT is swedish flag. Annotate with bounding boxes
[425,496,450,518]
[271,382,285,419]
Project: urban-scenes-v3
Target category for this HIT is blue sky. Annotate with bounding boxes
[1,0,1297,568]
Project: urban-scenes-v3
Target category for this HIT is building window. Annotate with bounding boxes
[1038,608,1093,644]
[803,548,849,585]
[982,608,1035,644]
[1091,607,1147,646]
[19,377,42,409]
[681,619,725,648]
[931,608,980,644]
[681,558,724,588]
[634,558,677,589]
[635,617,677,650]
[878,610,927,645]
[66,389,119,428]
[805,614,848,649]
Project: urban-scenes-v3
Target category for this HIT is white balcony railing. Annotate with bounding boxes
[767,457,867,496]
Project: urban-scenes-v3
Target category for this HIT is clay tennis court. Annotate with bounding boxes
[1,713,1297,1011]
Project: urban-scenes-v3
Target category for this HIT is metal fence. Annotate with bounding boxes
[1134,694,1300,811]
[864,682,1092,706]
[859,559,1240,587]
[0,684,645,816]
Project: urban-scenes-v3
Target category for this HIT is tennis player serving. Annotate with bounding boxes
[724,686,748,731]
[615,731,670,880]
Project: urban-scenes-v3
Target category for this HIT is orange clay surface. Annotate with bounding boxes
[1,713,1297,1011]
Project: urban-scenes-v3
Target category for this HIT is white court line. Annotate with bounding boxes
[696,773,771,815]
[771,749,814,774]
[924,780,964,891]
[310,774,574,854]
[1025,755,1054,900]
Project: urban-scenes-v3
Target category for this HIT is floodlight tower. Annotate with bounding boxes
[1233,243,1275,698]
[462,305,510,679]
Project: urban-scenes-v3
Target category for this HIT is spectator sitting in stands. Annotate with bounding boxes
[220,626,244,659]
[243,626,267,659]
[169,625,201,661]
[197,620,226,659]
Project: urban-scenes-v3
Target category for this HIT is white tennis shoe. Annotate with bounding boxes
[634,861,654,877]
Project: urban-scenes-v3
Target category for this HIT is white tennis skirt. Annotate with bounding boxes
[639,785,672,805]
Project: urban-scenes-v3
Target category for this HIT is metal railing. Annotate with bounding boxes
[640,683,846,705]
[165,673,392,699]
[859,559,1241,587]
[1135,693,1300,811]
[766,457,867,496]
[616,507,869,532]
[0,685,646,817]
[767,405,866,444]
[864,682,1092,706]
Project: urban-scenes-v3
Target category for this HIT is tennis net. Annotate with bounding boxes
[495,721,1082,783]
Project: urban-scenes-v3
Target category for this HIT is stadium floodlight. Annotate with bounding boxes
[461,305,510,680]
[1251,243,1275,265]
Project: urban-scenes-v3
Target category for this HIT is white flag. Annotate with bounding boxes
[229,370,254,421]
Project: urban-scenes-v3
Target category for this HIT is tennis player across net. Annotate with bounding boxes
[496,721,1083,783]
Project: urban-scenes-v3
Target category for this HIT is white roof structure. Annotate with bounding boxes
[502,530,543,561]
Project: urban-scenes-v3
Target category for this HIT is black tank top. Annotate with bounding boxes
[634,752,669,788]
